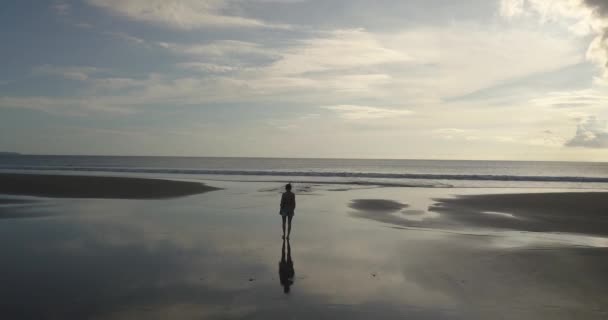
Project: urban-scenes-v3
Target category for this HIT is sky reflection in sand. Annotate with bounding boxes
[0,182,607,319]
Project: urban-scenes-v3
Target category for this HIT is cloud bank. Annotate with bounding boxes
[501,0,608,78]
[566,116,608,148]
[86,0,287,29]
[323,105,412,120]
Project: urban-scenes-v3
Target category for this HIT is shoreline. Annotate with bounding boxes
[0,173,219,199]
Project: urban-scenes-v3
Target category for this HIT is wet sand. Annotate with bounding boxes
[346,192,608,237]
[349,199,409,212]
[0,173,219,199]
[431,192,608,236]
[0,182,607,319]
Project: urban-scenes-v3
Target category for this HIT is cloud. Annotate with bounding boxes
[432,128,480,141]
[32,65,101,81]
[584,0,608,16]
[566,116,608,148]
[104,31,145,44]
[528,130,568,147]
[163,40,274,59]
[86,0,288,29]
[530,89,608,108]
[431,126,570,147]
[148,25,580,103]
[11,23,581,116]
[157,29,409,97]
[387,27,581,98]
[500,0,525,18]
[266,29,411,76]
[52,0,71,15]
[322,105,412,120]
[74,22,93,29]
[0,96,133,115]
[176,62,235,73]
[500,0,608,78]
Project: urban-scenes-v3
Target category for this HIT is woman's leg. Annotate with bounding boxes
[287,215,293,237]
[282,215,287,237]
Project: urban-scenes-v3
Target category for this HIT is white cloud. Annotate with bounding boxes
[500,0,608,78]
[0,96,133,115]
[433,128,477,135]
[164,40,274,58]
[432,126,567,147]
[566,116,608,148]
[177,62,235,73]
[266,29,411,76]
[90,75,162,91]
[32,65,101,81]
[500,0,525,18]
[138,25,581,105]
[432,128,480,141]
[52,0,71,15]
[586,33,608,78]
[322,105,412,120]
[14,23,583,117]
[74,22,93,29]
[527,130,568,147]
[86,0,288,29]
[386,27,582,97]
[238,73,392,97]
[160,29,410,97]
[530,89,608,108]
[175,26,580,101]
[104,31,145,44]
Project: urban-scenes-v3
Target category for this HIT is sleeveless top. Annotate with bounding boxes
[280,191,296,215]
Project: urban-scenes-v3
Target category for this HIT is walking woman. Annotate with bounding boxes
[279,183,296,239]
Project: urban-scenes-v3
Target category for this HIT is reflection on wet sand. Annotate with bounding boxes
[1,184,608,319]
[279,238,295,294]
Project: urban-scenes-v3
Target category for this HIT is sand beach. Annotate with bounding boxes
[0,174,606,319]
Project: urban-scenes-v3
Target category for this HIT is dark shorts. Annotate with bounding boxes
[280,209,294,217]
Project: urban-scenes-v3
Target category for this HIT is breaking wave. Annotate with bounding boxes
[2,166,608,184]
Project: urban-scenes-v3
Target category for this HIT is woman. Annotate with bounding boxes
[279,183,296,239]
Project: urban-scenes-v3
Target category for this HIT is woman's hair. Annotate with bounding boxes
[285,183,292,191]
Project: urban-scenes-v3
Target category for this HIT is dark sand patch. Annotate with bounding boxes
[349,199,408,212]
[0,173,220,199]
[431,192,608,236]
[349,193,608,238]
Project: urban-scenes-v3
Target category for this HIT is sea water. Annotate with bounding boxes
[1,155,607,189]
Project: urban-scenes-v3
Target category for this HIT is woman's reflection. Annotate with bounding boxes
[279,238,295,294]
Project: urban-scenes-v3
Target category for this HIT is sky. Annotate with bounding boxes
[1,0,608,160]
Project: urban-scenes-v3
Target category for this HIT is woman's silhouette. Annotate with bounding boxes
[279,238,295,294]
[279,183,296,239]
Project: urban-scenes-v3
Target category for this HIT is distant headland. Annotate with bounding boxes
[0,152,22,156]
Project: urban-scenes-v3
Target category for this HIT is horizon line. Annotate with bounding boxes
[1,153,606,164]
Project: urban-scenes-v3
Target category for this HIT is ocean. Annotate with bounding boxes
[1,155,607,189]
